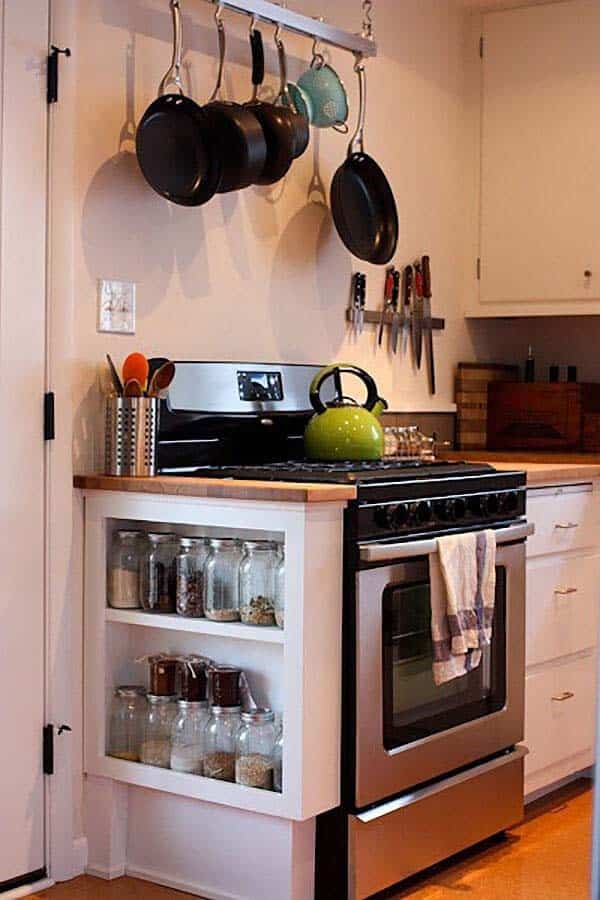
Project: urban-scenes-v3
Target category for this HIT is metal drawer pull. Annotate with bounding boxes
[554,522,579,530]
[552,691,575,702]
[554,587,578,596]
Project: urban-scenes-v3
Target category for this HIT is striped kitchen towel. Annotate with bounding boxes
[430,530,497,686]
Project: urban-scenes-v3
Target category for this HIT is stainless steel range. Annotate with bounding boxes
[155,361,532,900]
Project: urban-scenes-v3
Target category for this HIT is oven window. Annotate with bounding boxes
[382,567,507,750]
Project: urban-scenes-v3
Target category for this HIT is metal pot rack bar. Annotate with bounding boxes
[207,0,378,57]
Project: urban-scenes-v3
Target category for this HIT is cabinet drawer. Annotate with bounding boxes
[526,485,598,558]
[525,654,597,778]
[526,554,600,666]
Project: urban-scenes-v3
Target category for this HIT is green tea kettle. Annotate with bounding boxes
[304,364,388,461]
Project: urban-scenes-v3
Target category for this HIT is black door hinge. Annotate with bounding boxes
[43,725,54,775]
[480,35,484,58]
[44,392,55,441]
[47,45,71,104]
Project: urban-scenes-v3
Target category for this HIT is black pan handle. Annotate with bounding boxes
[158,0,184,96]
[309,364,385,415]
[250,28,265,92]
[422,255,432,300]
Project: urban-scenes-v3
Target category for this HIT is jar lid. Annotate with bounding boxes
[211,705,242,715]
[241,707,274,724]
[179,537,206,549]
[116,530,143,539]
[209,538,240,548]
[115,685,146,697]
[177,699,207,708]
[147,533,177,543]
[242,540,277,551]
[147,693,177,704]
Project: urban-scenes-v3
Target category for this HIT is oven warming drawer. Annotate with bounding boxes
[348,746,527,900]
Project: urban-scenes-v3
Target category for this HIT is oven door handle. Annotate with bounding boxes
[359,521,535,564]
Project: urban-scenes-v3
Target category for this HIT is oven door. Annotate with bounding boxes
[354,522,531,809]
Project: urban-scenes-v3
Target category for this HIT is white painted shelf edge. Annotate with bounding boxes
[92,753,286,817]
[105,607,285,644]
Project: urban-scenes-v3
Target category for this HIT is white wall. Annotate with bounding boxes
[70,0,486,474]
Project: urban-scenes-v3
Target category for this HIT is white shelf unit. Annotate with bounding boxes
[82,490,345,822]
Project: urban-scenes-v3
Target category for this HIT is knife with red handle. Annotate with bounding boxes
[378,267,395,346]
[412,262,424,369]
[421,255,436,394]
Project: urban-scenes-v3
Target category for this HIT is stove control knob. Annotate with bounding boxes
[485,493,500,516]
[416,501,433,525]
[468,495,484,517]
[452,497,467,521]
[375,505,398,529]
[502,491,520,513]
[394,504,411,528]
[433,499,452,522]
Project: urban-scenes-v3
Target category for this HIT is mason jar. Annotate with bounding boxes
[204,539,243,622]
[108,530,143,609]
[273,722,283,793]
[203,706,241,782]
[176,538,209,618]
[235,708,276,790]
[239,541,278,627]
[274,547,285,630]
[141,533,177,613]
[148,655,179,697]
[170,699,209,774]
[139,694,177,768]
[107,685,146,761]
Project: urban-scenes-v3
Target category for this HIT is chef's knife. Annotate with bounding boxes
[402,265,413,354]
[391,269,401,354]
[358,273,367,335]
[412,262,424,369]
[421,255,436,395]
[350,273,360,336]
[378,267,395,346]
[390,269,401,353]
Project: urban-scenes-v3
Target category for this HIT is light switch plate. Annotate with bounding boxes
[97,279,136,334]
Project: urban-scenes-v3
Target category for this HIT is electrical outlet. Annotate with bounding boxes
[97,279,136,334]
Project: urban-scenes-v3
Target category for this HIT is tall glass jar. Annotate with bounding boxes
[139,694,177,768]
[170,699,209,774]
[176,538,209,618]
[141,533,177,613]
[107,686,146,761]
[203,706,241,781]
[108,531,143,609]
[273,722,283,793]
[274,547,285,630]
[204,539,243,622]
[239,541,278,627]
[235,708,276,790]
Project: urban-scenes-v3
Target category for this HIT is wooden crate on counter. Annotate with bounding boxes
[455,363,519,450]
[488,382,600,451]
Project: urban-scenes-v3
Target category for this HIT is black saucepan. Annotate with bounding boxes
[203,11,267,194]
[245,28,297,186]
[331,57,398,265]
[136,0,221,207]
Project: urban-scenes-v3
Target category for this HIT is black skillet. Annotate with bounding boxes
[331,56,398,265]
[136,0,221,206]
[203,10,267,193]
[245,28,297,186]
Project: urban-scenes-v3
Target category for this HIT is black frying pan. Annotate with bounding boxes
[245,29,297,186]
[136,0,221,207]
[330,58,398,265]
[204,12,267,193]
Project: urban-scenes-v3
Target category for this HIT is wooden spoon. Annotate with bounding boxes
[122,353,149,392]
[123,379,143,398]
[148,361,176,398]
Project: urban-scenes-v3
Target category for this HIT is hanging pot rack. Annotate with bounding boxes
[204,0,378,58]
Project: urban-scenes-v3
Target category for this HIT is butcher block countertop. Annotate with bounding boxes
[440,450,600,485]
[73,474,357,504]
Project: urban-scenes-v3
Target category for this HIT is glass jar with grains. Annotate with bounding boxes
[235,708,276,790]
[274,546,285,630]
[139,694,177,768]
[170,697,209,774]
[203,706,241,782]
[239,541,279,627]
[204,539,243,622]
[273,722,283,793]
[107,685,147,762]
[141,533,177,613]
[108,530,143,609]
[176,537,209,618]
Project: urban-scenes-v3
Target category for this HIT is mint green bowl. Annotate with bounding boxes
[297,63,349,129]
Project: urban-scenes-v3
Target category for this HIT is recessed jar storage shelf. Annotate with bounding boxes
[82,490,344,821]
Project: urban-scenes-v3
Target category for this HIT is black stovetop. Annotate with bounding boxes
[185,459,495,485]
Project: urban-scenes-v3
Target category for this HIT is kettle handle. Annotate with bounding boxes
[309,364,385,415]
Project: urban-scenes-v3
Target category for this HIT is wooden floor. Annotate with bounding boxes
[35,780,592,899]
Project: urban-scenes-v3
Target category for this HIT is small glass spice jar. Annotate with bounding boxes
[204,539,243,622]
[107,685,147,761]
[108,530,143,609]
[239,541,278,627]
[274,547,285,630]
[273,722,283,793]
[208,665,242,708]
[148,655,179,697]
[139,694,177,768]
[235,708,276,790]
[176,538,209,618]
[141,533,177,613]
[203,706,241,782]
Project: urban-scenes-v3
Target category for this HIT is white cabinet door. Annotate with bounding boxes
[0,0,48,888]
[479,0,600,312]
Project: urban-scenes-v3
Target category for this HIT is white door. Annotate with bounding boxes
[0,0,49,889]
[479,0,600,307]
